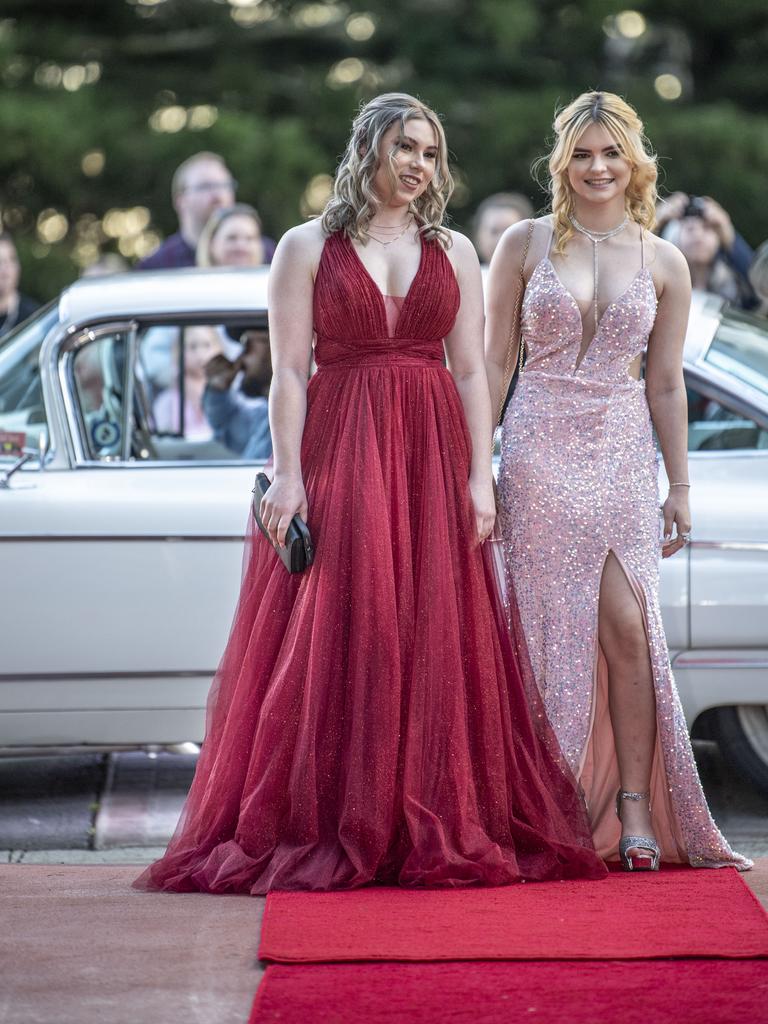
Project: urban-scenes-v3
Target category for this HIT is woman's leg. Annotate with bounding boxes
[598,552,656,850]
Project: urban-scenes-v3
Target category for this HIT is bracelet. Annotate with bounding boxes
[669,482,690,488]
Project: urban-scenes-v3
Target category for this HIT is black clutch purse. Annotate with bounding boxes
[251,472,314,574]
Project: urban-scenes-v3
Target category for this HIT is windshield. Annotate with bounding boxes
[705,311,768,398]
[0,302,59,460]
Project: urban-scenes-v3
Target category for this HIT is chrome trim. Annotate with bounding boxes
[689,540,768,553]
[0,744,199,758]
[69,459,266,470]
[688,450,768,460]
[121,323,138,461]
[0,534,246,543]
[0,669,213,682]
[673,655,768,669]
[56,321,138,466]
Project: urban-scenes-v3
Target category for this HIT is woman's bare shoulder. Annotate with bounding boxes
[492,215,547,269]
[444,228,480,269]
[273,219,328,267]
[644,231,690,294]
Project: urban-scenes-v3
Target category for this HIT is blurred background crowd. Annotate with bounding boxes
[1,0,767,335]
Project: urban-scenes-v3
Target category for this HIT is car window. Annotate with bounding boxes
[0,304,58,461]
[72,330,132,460]
[705,312,768,398]
[70,321,273,463]
[686,380,768,451]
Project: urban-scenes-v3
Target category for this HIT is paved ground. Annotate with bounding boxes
[2,739,767,863]
[1,860,766,1024]
[1,744,767,1024]
[0,864,265,1024]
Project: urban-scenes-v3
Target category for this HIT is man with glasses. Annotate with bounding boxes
[137,151,275,270]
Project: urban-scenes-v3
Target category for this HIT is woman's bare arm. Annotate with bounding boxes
[484,219,535,428]
[261,222,322,546]
[645,238,693,557]
[444,231,495,541]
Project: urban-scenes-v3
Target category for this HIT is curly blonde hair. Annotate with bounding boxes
[321,93,454,248]
[540,91,658,254]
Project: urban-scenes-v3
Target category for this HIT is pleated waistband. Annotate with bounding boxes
[315,345,445,371]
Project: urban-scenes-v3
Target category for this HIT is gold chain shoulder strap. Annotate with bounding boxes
[495,217,535,429]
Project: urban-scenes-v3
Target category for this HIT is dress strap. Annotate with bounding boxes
[640,226,645,269]
[547,221,556,257]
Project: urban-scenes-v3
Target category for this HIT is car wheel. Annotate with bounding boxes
[714,705,768,796]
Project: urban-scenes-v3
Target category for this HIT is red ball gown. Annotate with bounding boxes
[135,230,606,894]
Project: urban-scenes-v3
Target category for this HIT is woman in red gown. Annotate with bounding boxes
[136,93,606,894]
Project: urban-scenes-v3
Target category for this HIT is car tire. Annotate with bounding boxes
[714,705,768,796]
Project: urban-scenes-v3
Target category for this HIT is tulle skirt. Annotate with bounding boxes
[135,361,606,893]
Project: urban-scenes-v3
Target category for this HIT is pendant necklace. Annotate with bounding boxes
[367,216,413,247]
[570,214,629,332]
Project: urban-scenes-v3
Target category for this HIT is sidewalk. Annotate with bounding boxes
[2,860,766,1024]
[1,864,263,1024]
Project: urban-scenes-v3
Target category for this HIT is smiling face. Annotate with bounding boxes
[371,116,438,212]
[567,122,632,208]
[209,213,264,267]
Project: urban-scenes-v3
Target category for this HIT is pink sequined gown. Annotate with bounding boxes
[498,222,751,870]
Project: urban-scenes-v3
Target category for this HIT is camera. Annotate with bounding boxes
[683,195,707,219]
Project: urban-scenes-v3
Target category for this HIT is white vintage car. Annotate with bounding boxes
[1,270,767,792]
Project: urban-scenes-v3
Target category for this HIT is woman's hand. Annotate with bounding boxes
[260,473,308,548]
[469,473,496,544]
[660,487,691,558]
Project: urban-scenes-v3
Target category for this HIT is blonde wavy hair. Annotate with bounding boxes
[321,93,454,248]
[540,91,658,254]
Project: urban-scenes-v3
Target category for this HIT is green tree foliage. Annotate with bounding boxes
[1,0,766,298]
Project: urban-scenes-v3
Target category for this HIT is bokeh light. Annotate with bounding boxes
[148,105,187,133]
[655,73,683,100]
[294,3,343,28]
[615,10,647,38]
[300,173,334,217]
[231,2,275,25]
[36,210,69,244]
[327,58,365,88]
[81,150,106,177]
[187,105,219,130]
[346,13,376,41]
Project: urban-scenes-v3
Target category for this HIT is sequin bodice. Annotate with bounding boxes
[521,258,657,382]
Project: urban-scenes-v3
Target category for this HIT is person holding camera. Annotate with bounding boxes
[656,192,757,310]
[202,328,272,459]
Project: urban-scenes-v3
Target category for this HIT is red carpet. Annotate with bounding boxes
[259,868,768,962]
[249,960,768,1024]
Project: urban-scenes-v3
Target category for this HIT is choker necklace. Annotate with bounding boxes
[569,214,629,332]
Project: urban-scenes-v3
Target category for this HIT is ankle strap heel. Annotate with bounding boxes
[615,789,660,872]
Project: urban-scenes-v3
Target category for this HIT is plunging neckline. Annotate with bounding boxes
[346,231,425,338]
[540,258,654,371]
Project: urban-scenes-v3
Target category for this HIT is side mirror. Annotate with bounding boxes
[0,450,33,489]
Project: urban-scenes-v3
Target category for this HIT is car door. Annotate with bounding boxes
[0,317,265,746]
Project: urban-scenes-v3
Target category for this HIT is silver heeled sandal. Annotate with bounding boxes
[615,789,660,872]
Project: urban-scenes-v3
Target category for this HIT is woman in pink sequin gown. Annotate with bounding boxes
[487,92,750,871]
[135,94,606,895]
